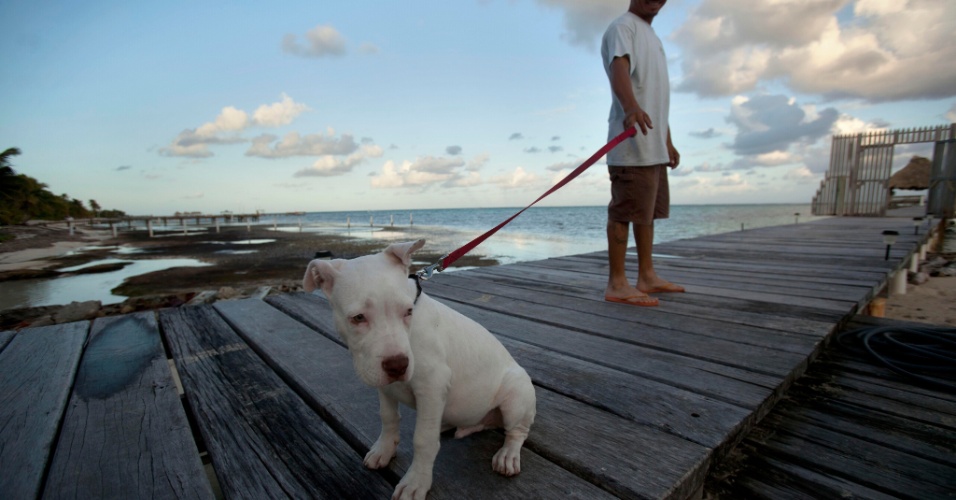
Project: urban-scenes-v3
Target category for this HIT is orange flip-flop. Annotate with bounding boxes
[605,294,659,307]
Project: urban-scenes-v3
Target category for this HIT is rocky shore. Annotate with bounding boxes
[0,223,497,330]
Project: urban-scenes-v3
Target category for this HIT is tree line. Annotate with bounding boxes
[0,147,126,225]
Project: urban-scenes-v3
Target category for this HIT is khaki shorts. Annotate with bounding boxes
[607,165,670,225]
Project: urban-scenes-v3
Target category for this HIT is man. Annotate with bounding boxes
[602,0,683,307]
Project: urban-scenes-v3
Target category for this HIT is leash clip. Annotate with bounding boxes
[415,254,448,281]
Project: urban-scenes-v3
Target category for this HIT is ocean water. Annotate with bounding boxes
[272,204,828,266]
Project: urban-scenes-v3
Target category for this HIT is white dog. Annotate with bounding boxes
[303,239,536,500]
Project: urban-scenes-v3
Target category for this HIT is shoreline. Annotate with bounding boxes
[0,223,497,329]
[1,222,954,330]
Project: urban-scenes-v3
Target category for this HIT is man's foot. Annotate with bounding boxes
[604,286,659,307]
[637,281,685,294]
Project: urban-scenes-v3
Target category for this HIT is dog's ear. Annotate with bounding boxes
[384,239,425,269]
[303,259,343,296]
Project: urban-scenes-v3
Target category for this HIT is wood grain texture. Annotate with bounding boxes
[43,313,213,499]
[0,322,88,499]
[159,305,394,499]
[0,329,15,352]
[711,315,956,499]
[215,298,618,499]
[259,294,715,499]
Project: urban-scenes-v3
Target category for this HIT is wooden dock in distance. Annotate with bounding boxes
[0,214,950,498]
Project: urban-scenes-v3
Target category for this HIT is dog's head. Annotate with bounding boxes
[303,239,425,387]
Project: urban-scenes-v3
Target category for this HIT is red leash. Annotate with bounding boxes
[415,126,637,280]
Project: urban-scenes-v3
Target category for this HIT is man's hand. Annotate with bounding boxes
[623,106,653,136]
[667,143,680,168]
[666,128,679,168]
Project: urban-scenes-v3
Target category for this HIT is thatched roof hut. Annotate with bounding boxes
[889,156,931,190]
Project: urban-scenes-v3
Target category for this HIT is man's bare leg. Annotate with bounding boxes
[634,222,684,293]
[605,220,657,305]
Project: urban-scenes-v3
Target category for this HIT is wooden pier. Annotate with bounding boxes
[1,214,952,498]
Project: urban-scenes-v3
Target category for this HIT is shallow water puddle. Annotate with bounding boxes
[0,257,209,310]
[209,239,275,245]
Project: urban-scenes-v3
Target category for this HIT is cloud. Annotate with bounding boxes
[293,144,384,177]
[246,131,360,158]
[115,165,132,171]
[492,166,541,189]
[548,145,563,153]
[783,165,817,182]
[509,132,524,140]
[546,160,582,172]
[282,24,347,58]
[370,155,473,189]
[446,145,462,156]
[252,94,310,127]
[358,42,380,55]
[946,102,956,123]
[689,127,720,139]
[467,153,489,171]
[533,0,622,50]
[673,0,956,102]
[161,95,309,158]
[195,106,249,136]
[524,147,541,153]
[727,94,838,155]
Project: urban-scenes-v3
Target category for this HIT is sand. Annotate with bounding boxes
[884,277,956,326]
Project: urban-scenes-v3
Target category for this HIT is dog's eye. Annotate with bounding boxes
[350,314,366,325]
[405,308,413,318]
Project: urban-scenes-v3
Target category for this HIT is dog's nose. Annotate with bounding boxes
[382,355,409,378]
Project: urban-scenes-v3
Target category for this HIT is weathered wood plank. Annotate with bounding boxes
[158,305,394,499]
[797,371,956,430]
[467,264,837,341]
[528,254,872,324]
[43,313,213,499]
[256,296,715,499]
[721,453,898,500]
[439,296,777,407]
[472,256,856,313]
[708,313,956,499]
[754,415,956,497]
[497,336,750,449]
[529,389,711,500]
[527,258,853,324]
[0,329,15,352]
[424,276,811,378]
[0,322,88,499]
[774,405,956,469]
[561,251,891,282]
[214,299,618,499]
[547,252,889,291]
[266,293,748,449]
[649,244,903,269]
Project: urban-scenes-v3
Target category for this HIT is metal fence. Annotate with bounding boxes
[812,124,956,216]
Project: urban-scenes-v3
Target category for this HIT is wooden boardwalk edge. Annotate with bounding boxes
[0,214,941,499]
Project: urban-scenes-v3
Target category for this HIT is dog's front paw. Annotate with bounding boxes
[364,438,397,469]
[392,471,432,500]
[492,445,522,476]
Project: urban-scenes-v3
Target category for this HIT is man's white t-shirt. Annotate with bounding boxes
[601,12,670,167]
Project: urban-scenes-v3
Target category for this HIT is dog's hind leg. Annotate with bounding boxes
[492,367,536,476]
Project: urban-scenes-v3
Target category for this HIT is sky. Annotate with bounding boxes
[2,0,955,215]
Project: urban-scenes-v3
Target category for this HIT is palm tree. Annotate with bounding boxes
[89,199,101,218]
[0,148,21,197]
